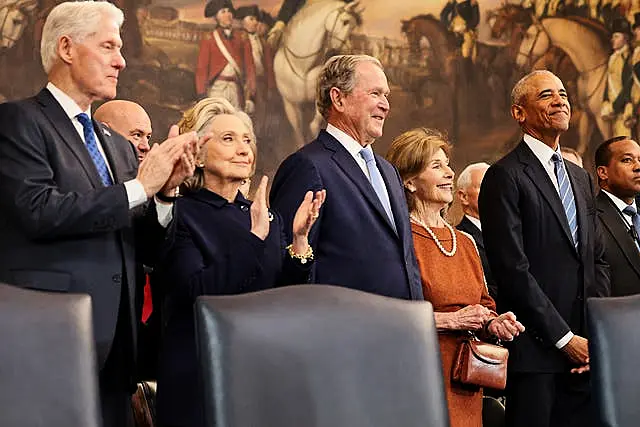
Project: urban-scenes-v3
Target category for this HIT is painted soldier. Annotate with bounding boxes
[440,0,479,61]
[629,13,640,136]
[602,18,634,137]
[196,0,256,112]
[236,5,277,136]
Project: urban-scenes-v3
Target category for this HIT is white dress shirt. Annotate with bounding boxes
[326,123,372,179]
[601,189,639,233]
[523,133,574,349]
[464,214,482,231]
[46,82,172,226]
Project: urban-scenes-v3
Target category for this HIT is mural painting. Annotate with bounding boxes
[1,0,638,184]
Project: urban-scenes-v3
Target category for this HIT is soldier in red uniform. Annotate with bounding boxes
[236,5,277,136]
[195,0,256,113]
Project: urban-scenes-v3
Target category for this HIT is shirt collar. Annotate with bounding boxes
[46,82,91,120]
[601,189,638,214]
[326,123,369,159]
[523,133,560,166]
[187,187,249,208]
[464,214,482,231]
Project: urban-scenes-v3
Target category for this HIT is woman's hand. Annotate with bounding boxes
[487,311,525,341]
[450,304,492,331]
[250,176,270,240]
[290,189,326,254]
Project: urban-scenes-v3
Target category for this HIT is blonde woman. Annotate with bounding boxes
[155,98,325,427]
[387,127,524,427]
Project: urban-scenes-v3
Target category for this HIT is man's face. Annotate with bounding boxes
[216,8,234,28]
[611,32,628,50]
[598,139,640,202]
[112,109,152,162]
[513,73,571,137]
[243,15,259,33]
[458,167,488,219]
[337,61,390,145]
[68,17,125,103]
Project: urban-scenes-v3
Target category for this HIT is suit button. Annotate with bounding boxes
[112,274,122,284]
[240,205,249,212]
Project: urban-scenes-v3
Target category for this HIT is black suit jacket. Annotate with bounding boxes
[0,88,164,372]
[479,140,610,373]
[269,129,423,300]
[596,191,640,296]
[456,216,498,299]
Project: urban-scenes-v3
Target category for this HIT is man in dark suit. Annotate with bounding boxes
[270,54,423,300]
[594,136,640,296]
[479,70,610,427]
[455,162,497,299]
[0,2,199,426]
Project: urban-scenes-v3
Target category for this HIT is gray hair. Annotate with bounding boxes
[510,70,557,106]
[41,1,124,74]
[316,54,383,119]
[456,162,490,191]
[178,97,257,192]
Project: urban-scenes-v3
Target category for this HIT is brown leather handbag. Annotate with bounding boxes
[452,333,509,390]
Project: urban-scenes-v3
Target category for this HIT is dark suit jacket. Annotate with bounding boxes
[596,191,640,296]
[154,189,310,427]
[456,215,498,299]
[479,140,610,373]
[269,129,423,300]
[0,88,164,374]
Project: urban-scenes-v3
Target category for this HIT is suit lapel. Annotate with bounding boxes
[377,157,404,236]
[36,89,103,189]
[320,131,397,234]
[597,192,640,277]
[567,164,590,259]
[518,141,576,251]
[460,216,484,248]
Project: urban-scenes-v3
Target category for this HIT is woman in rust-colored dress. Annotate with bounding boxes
[387,128,525,427]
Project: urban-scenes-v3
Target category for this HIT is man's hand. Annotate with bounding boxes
[137,126,198,198]
[159,130,211,197]
[562,334,589,366]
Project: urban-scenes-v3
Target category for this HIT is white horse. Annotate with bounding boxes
[0,0,36,50]
[274,0,363,147]
[516,17,611,154]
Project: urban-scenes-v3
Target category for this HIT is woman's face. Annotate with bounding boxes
[202,114,254,183]
[409,148,455,208]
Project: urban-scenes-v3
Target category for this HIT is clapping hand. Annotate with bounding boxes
[487,311,525,341]
[289,189,326,255]
[250,176,271,240]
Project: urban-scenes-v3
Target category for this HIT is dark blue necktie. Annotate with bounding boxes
[552,153,578,249]
[76,113,113,186]
[622,205,640,251]
[360,148,397,234]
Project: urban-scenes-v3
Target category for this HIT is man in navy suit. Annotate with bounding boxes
[270,54,423,300]
[0,2,199,426]
[479,70,610,427]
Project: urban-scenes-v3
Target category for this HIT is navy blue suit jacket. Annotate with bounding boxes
[155,189,310,427]
[269,129,423,300]
[479,140,610,373]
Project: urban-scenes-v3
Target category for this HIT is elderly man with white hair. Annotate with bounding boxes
[455,162,497,299]
[0,2,203,425]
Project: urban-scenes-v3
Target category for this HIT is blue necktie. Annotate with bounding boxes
[76,113,113,186]
[360,148,397,233]
[622,205,640,251]
[552,153,578,249]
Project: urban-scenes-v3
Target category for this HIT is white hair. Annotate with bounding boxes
[456,162,490,191]
[510,70,556,105]
[40,1,124,74]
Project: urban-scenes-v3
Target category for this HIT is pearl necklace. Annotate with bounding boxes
[410,214,457,257]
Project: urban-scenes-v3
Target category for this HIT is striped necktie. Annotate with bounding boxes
[552,153,578,249]
[76,113,113,186]
[622,205,640,251]
[360,148,397,234]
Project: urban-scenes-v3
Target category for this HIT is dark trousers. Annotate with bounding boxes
[505,372,594,427]
[99,284,136,427]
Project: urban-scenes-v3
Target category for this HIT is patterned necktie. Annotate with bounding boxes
[360,148,397,233]
[76,113,113,186]
[551,153,578,249]
[622,205,640,251]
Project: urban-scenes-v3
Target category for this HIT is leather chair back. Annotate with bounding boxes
[195,285,449,427]
[588,295,640,427]
[0,283,101,427]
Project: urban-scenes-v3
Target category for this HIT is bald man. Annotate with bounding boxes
[94,100,152,162]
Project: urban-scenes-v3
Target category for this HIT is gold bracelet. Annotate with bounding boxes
[286,244,314,264]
